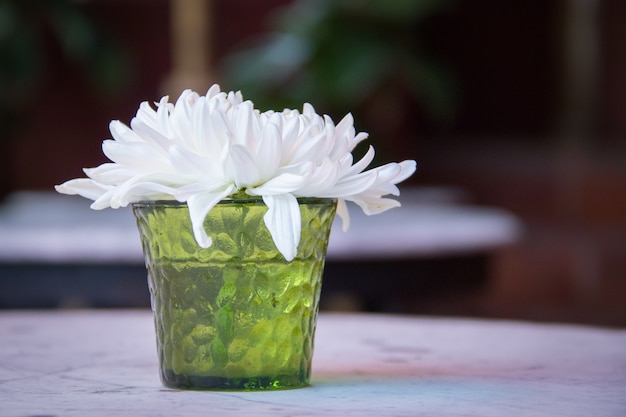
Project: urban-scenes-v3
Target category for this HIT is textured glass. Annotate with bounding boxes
[132,197,336,390]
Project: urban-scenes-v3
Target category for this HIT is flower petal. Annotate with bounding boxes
[262,193,301,261]
[256,122,282,180]
[317,170,378,198]
[346,145,375,176]
[54,179,112,202]
[186,185,237,248]
[109,120,142,143]
[102,140,170,171]
[83,163,137,184]
[248,173,305,195]
[229,144,260,187]
[335,198,350,231]
[174,179,231,201]
[346,193,402,215]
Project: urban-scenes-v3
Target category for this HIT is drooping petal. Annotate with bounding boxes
[335,198,350,231]
[262,193,301,261]
[91,188,116,210]
[186,184,237,248]
[346,193,402,215]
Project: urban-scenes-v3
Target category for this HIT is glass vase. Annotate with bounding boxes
[132,197,337,390]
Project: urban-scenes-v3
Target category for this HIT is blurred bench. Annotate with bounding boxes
[0,189,521,310]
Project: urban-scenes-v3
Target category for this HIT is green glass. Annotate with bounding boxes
[132,197,337,390]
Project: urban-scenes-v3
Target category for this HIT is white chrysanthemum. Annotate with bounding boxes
[56,85,416,261]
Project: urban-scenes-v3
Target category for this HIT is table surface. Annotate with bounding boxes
[1,310,624,417]
[0,188,521,263]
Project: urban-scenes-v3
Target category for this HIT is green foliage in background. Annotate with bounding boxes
[0,0,130,121]
[221,0,456,124]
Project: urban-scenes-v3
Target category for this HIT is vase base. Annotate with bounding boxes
[161,369,311,391]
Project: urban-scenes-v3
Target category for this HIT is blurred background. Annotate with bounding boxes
[0,0,625,325]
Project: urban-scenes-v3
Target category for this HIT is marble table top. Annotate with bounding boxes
[0,188,521,263]
[1,310,625,417]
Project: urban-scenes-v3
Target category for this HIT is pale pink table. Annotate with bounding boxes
[1,310,624,416]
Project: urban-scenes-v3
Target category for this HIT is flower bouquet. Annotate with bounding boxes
[56,85,416,390]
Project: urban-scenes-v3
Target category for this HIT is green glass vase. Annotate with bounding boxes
[132,197,337,390]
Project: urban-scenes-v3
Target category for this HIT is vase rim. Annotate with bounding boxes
[131,196,337,208]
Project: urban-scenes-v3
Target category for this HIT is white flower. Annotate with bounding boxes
[56,85,416,261]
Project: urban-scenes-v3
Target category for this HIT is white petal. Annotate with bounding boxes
[262,193,301,261]
[91,189,116,210]
[256,122,281,180]
[135,101,158,128]
[130,117,172,151]
[105,171,191,208]
[84,163,136,184]
[234,101,260,148]
[295,158,340,196]
[186,185,237,248]
[109,179,177,208]
[229,144,260,187]
[155,95,173,136]
[169,145,223,178]
[190,96,212,153]
[352,131,369,148]
[346,145,375,176]
[102,140,170,170]
[336,198,350,231]
[170,90,197,147]
[109,120,141,143]
[54,179,111,201]
[317,171,378,198]
[334,113,354,140]
[289,130,329,164]
[303,103,316,116]
[347,193,402,215]
[364,160,417,193]
[206,84,221,98]
[248,173,305,195]
[395,160,418,183]
[174,179,231,201]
